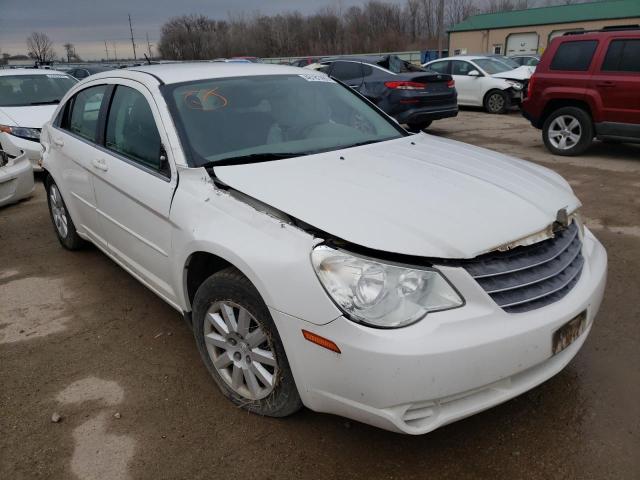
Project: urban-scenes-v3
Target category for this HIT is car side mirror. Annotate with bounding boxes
[468,70,481,77]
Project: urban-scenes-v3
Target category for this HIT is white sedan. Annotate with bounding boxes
[423,56,533,113]
[41,63,606,434]
[0,69,77,171]
[0,150,33,207]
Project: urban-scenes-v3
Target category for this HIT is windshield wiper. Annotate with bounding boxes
[205,152,304,168]
[29,100,60,105]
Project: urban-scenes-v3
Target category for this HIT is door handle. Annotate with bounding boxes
[91,158,108,172]
[53,138,64,147]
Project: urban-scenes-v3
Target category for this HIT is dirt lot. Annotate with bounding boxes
[1,110,639,480]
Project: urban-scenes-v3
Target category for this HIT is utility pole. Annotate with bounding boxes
[113,42,118,62]
[129,14,137,60]
[146,32,152,59]
[437,0,444,59]
[104,41,109,61]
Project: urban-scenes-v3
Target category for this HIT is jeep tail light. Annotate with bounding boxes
[384,81,425,90]
[526,74,536,98]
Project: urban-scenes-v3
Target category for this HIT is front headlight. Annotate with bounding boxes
[506,80,523,91]
[0,125,41,142]
[311,245,464,328]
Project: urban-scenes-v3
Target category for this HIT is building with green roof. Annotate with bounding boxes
[448,0,640,56]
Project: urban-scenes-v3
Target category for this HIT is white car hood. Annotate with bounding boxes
[214,134,580,259]
[0,105,57,128]
[492,66,534,81]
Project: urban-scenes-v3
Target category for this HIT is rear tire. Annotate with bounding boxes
[407,120,432,132]
[45,176,85,250]
[483,90,509,114]
[542,107,593,156]
[193,267,302,417]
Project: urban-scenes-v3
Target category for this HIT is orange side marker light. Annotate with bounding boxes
[302,330,341,354]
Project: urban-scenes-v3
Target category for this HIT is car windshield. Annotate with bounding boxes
[0,74,77,107]
[473,59,514,74]
[164,74,404,167]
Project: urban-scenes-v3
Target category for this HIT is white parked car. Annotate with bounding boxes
[41,64,607,434]
[423,56,533,114]
[0,69,77,171]
[0,150,34,207]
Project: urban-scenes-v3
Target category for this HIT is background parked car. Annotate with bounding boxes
[424,55,530,114]
[290,57,324,67]
[0,69,77,171]
[0,150,34,207]
[510,55,541,67]
[67,65,112,80]
[522,28,640,156]
[311,55,457,131]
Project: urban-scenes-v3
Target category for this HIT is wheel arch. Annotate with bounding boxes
[182,249,273,316]
[540,99,593,127]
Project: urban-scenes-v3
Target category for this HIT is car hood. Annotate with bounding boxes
[492,66,534,81]
[0,105,57,128]
[214,134,580,259]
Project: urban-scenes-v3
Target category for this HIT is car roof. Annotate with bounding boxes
[0,68,71,77]
[89,62,312,85]
[427,56,487,63]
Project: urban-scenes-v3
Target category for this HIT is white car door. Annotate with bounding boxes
[451,60,483,106]
[90,80,179,305]
[49,84,109,248]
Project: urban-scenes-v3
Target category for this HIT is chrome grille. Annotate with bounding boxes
[445,221,583,313]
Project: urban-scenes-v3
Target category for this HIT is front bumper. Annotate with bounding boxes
[0,132,43,172]
[0,152,35,207]
[274,229,607,434]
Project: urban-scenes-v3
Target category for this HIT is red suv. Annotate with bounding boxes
[522,28,640,156]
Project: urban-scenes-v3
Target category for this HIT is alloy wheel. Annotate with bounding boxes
[487,93,505,113]
[49,185,68,238]
[203,301,278,400]
[548,115,582,151]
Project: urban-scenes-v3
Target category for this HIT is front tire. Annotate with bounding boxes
[483,90,509,114]
[45,177,85,250]
[542,107,593,156]
[193,267,302,417]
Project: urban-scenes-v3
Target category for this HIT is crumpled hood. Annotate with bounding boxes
[214,134,580,259]
[492,66,534,81]
[0,105,57,128]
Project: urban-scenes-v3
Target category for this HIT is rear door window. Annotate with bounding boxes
[601,39,640,72]
[550,40,598,71]
[66,85,107,142]
[330,62,364,82]
[427,61,450,74]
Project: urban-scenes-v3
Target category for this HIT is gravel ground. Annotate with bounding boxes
[1,109,639,480]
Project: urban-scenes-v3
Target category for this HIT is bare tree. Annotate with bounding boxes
[27,32,56,63]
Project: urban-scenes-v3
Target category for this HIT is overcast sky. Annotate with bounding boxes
[1,0,405,60]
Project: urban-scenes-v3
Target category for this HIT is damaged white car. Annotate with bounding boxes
[0,150,34,207]
[0,69,77,171]
[423,56,533,114]
[40,64,607,434]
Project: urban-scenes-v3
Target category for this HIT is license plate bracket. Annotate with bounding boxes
[552,310,588,355]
